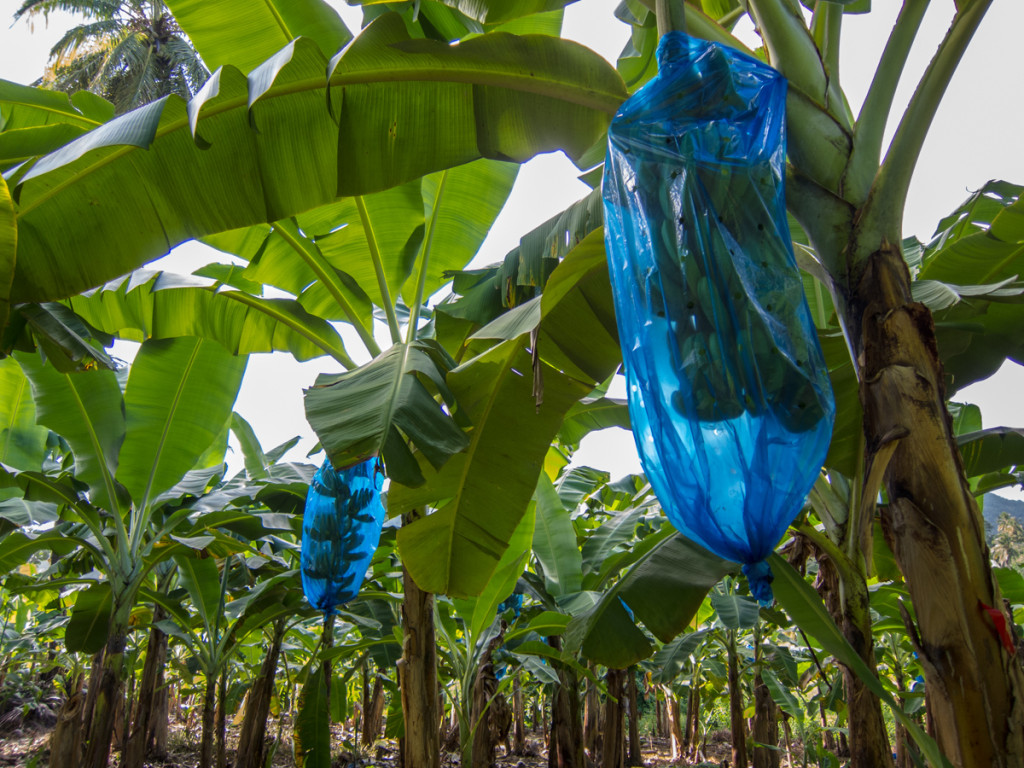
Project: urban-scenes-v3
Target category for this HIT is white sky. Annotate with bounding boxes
[2,0,1023,497]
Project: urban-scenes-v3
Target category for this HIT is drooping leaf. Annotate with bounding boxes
[994,567,1024,606]
[403,160,519,305]
[536,230,621,384]
[10,17,625,305]
[0,173,13,334]
[619,534,734,641]
[304,339,469,487]
[762,668,803,718]
[580,507,642,578]
[556,465,610,509]
[651,629,708,685]
[919,182,1024,393]
[0,528,79,574]
[16,302,115,373]
[117,338,247,507]
[66,581,114,654]
[557,397,629,451]
[0,357,47,471]
[393,339,589,596]
[957,428,1024,479]
[0,498,58,527]
[330,15,625,196]
[711,589,760,630]
[18,354,125,511]
[565,592,651,669]
[429,0,576,24]
[566,529,732,667]
[295,663,332,768]
[166,0,352,73]
[69,270,355,365]
[0,80,112,133]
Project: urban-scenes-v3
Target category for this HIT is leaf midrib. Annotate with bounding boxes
[440,341,521,591]
[139,340,203,514]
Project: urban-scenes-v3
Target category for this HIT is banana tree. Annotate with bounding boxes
[153,556,307,768]
[0,336,246,768]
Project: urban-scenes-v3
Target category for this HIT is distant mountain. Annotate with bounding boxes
[982,493,1024,541]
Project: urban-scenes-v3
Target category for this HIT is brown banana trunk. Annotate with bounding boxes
[236,619,285,768]
[82,625,128,768]
[727,635,747,768]
[850,243,1024,766]
[584,671,601,761]
[150,672,169,760]
[751,671,779,768]
[469,628,502,768]
[123,608,167,768]
[398,557,440,768]
[667,689,684,762]
[199,672,216,768]
[215,671,227,768]
[813,553,892,767]
[363,674,386,746]
[601,668,626,768]
[547,636,583,768]
[627,667,642,766]
[49,692,84,768]
[513,673,526,755]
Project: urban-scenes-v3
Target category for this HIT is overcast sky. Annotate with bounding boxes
[2,0,1022,496]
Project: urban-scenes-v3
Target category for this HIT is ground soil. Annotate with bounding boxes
[0,719,739,768]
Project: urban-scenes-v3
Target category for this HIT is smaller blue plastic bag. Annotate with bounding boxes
[301,457,386,615]
[602,32,835,604]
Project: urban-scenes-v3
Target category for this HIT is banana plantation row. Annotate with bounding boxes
[2,1,1024,767]
[0,381,960,768]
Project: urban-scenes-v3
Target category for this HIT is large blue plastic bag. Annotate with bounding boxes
[602,32,835,604]
[301,457,386,615]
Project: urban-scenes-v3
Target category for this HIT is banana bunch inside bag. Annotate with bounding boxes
[602,31,835,604]
[301,457,386,615]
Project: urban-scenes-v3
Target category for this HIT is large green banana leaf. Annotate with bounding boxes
[0,83,114,171]
[116,338,247,508]
[392,338,590,596]
[68,271,355,365]
[165,0,352,74]
[7,13,625,305]
[532,471,583,597]
[17,354,126,512]
[383,231,619,596]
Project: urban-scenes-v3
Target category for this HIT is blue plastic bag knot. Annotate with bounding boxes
[742,561,775,607]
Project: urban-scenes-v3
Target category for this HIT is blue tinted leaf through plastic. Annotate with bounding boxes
[602,32,835,605]
[301,457,386,615]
